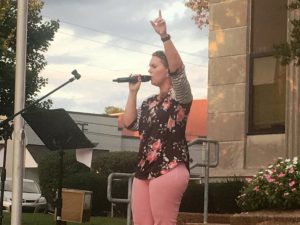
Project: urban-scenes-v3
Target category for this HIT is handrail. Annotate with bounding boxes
[187,137,219,224]
[188,137,219,168]
[107,173,134,225]
[107,137,219,225]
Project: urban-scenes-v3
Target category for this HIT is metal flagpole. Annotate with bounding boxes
[11,1,28,225]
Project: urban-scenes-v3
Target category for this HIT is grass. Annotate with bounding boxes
[1,213,126,225]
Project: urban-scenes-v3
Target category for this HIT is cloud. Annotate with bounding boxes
[42,1,162,37]
[39,0,208,113]
[46,54,89,65]
[39,73,155,114]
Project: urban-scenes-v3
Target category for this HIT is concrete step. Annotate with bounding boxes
[185,223,230,225]
[231,210,300,225]
[178,212,231,224]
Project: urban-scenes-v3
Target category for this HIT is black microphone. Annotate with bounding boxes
[72,69,81,80]
[113,75,151,83]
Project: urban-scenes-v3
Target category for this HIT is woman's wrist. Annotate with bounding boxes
[161,34,171,42]
[129,90,138,95]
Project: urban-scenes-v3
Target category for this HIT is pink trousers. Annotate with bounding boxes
[131,164,189,225]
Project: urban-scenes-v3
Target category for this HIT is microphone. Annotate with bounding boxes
[113,75,151,83]
[72,69,81,80]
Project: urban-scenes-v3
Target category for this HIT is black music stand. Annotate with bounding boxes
[22,108,94,225]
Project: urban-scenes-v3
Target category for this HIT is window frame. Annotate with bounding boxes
[247,0,287,135]
[248,52,285,135]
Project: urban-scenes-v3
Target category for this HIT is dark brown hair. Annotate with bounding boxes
[152,50,169,68]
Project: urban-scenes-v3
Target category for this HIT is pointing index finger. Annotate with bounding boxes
[159,9,162,18]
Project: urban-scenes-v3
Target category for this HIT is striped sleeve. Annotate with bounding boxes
[170,67,193,104]
[126,107,141,131]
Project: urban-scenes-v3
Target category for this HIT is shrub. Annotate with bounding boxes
[63,173,109,215]
[38,150,137,216]
[210,179,244,213]
[63,173,130,216]
[180,179,244,213]
[92,151,137,177]
[39,150,244,215]
[180,181,204,212]
[38,151,88,206]
[237,157,300,211]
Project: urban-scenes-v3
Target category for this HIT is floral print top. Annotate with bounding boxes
[128,67,193,180]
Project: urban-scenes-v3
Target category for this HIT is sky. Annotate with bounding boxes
[39,0,208,114]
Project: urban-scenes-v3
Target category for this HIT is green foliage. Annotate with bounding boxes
[209,179,244,213]
[38,151,137,215]
[288,0,300,10]
[64,172,130,216]
[180,180,204,212]
[237,157,300,211]
[2,213,126,225]
[0,0,59,117]
[185,0,208,29]
[38,151,89,207]
[63,172,110,215]
[275,0,300,65]
[92,151,137,177]
[180,179,244,213]
[104,106,124,115]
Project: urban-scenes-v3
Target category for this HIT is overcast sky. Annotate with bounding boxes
[39,0,208,114]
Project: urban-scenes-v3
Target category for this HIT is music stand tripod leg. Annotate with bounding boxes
[21,109,94,225]
[56,148,64,225]
[0,138,8,225]
[0,122,13,225]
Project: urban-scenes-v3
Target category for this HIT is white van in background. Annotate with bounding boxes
[2,178,47,212]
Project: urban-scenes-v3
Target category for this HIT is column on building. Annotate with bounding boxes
[207,0,248,176]
[286,5,300,158]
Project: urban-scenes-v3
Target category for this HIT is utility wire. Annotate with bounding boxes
[58,31,208,68]
[44,15,209,60]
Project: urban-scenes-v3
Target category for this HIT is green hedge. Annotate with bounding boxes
[38,151,89,207]
[38,151,137,216]
[39,151,244,215]
[92,151,137,177]
[180,179,245,214]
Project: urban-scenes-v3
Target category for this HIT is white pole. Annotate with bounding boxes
[12,0,28,225]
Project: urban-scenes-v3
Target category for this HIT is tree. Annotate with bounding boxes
[185,0,209,29]
[38,151,89,208]
[39,150,137,215]
[0,0,59,117]
[274,0,300,65]
[104,105,124,115]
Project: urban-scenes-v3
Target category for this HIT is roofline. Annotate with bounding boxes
[67,110,119,118]
[66,98,207,118]
[5,178,35,182]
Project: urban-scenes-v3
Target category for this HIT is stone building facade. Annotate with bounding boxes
[207,0,298,177]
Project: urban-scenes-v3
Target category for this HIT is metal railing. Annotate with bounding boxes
[107,137,219,225]
[107,173,134,225]
[188,138,219,224]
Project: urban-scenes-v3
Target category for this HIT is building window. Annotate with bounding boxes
[248,0,287,134]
